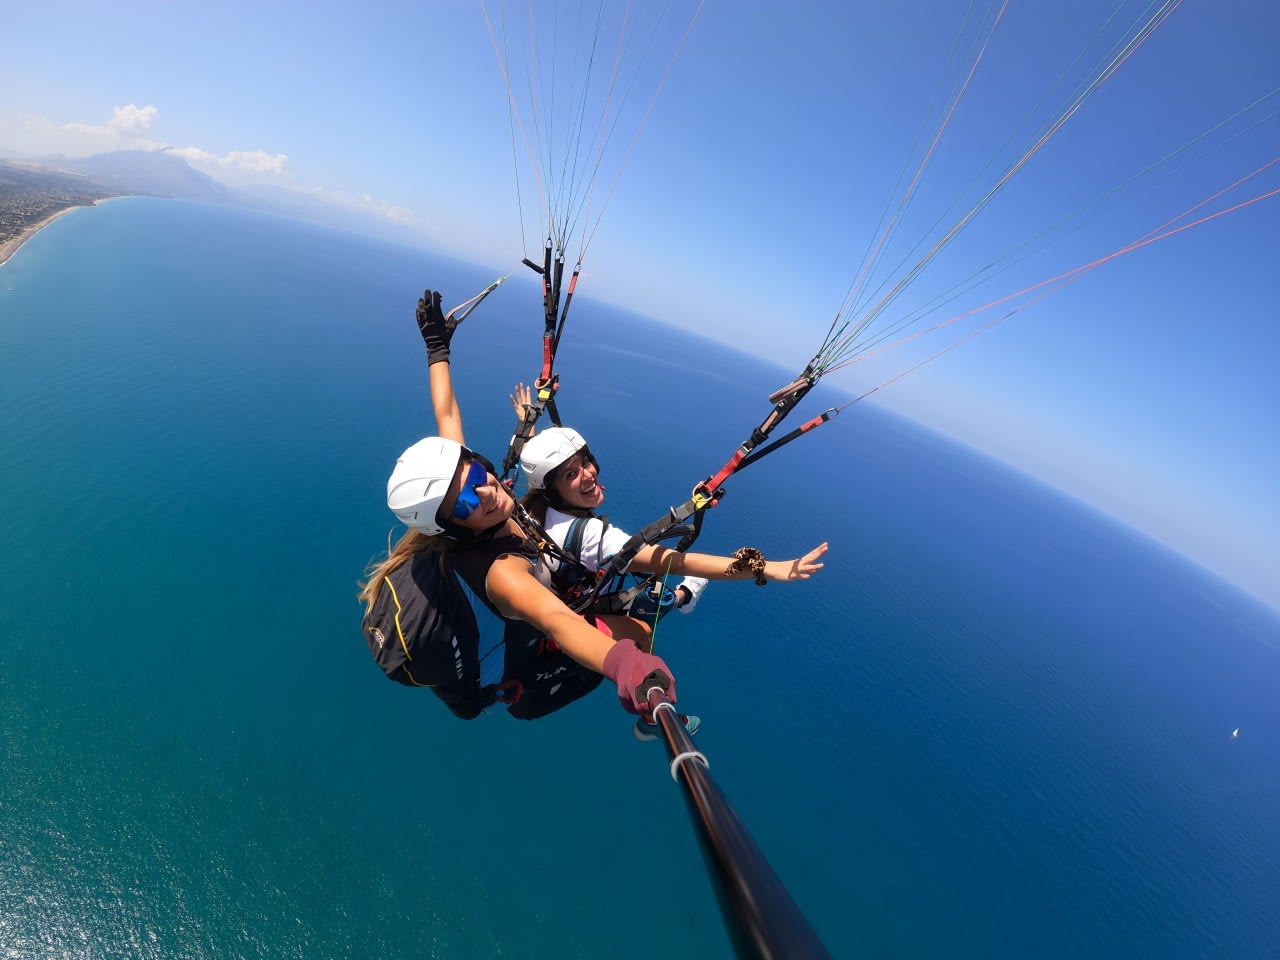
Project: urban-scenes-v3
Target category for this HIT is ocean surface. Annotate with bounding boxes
[2,198,1277,959]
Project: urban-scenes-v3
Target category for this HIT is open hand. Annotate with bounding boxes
[765,542,828,582]
[509,382,532,420]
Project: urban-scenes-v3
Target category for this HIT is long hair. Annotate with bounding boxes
[358,529,452,613]
[521,489,552,525]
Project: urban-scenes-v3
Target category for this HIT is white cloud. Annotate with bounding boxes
[223,150,289,175]
[61,103,161,144]
[109,103,157,136]
[0,104,413,231]
[168,146,216,164]
[1,105,287,181]
[0,103,164,155]
[171,146,289,176]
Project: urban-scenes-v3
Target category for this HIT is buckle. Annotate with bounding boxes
[492,679,525,705]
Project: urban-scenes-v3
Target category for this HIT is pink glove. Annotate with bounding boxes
[601,640,677,718]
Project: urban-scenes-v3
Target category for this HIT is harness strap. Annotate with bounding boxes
[501,375,560,477]
[700,366,818,495]
[550,265,581,359]
[563,516,589,561]
[518,245,578,439]
[568,505,700,614]
[563,513,611,568]
[509,502,598,597]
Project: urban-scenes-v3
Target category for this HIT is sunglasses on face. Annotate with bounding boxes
[450,458,492,522]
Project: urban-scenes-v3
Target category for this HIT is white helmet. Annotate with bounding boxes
[387,436,464,535]
[519,427,590,492]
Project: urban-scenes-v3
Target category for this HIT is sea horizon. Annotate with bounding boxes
[2,197,1277,959]
[6,196,1269,617]
[10,195,1269,616]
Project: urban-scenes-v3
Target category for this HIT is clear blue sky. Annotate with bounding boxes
[3,1,1277,608]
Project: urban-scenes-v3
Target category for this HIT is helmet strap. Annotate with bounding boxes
[436,517,507,545]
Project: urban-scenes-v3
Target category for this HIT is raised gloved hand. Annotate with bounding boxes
[601,639,677,719]
[416,288,457,365]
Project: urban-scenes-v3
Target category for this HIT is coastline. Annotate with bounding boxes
[0,199,117,268]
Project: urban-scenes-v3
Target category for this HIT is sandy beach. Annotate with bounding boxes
[0,201,109,268]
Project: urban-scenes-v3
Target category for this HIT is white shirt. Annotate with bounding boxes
[543,506,631,572]
[542,506,708,609]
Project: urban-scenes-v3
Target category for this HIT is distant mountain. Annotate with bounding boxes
[61,150,231,202]
[2,149,431,252]
[0,157,111,197]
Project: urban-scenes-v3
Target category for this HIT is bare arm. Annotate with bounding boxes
[417,288,465,444]
[431,360,464,445]
[630,541,829,583]
[484,554,617,672]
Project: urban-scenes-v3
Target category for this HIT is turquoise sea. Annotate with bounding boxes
[2,198,1278,959]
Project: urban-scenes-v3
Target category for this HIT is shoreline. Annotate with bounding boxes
[0,198,119,268]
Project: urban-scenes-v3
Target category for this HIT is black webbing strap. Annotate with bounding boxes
[509,502,597,598]
[568,498,702,615]
[698,364,820,497]
[501,375,561,478]
[506,241,580,479]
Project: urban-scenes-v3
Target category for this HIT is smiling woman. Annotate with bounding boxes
[512,418,829,629]
[360,289,680,725]
[360,286,829,730]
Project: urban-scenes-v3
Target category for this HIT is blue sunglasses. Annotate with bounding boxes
[450,458,492,522]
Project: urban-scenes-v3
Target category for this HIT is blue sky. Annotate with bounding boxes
[2,1,1277,608]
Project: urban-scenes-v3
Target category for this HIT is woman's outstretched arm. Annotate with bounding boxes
[485,555,620,670]
[430,361,464,445]
[484,555,677,716]
[631,541,829,583]
[418,289,464,445]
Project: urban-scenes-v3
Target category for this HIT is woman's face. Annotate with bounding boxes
[552,451,605,510]
[444,457,513,530]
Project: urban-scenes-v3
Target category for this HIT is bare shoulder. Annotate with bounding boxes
[484,551,551,618]
[485,550,536,590]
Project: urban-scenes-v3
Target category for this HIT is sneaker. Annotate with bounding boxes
[633,713,701,742]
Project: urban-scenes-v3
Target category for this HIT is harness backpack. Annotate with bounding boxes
[363,548,603,721]
[362,553,486,718]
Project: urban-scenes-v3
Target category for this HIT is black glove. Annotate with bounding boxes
[416,289,457,365]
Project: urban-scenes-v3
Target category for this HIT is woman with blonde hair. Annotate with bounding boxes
[360,289,826,733]
[361,290,670,725]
